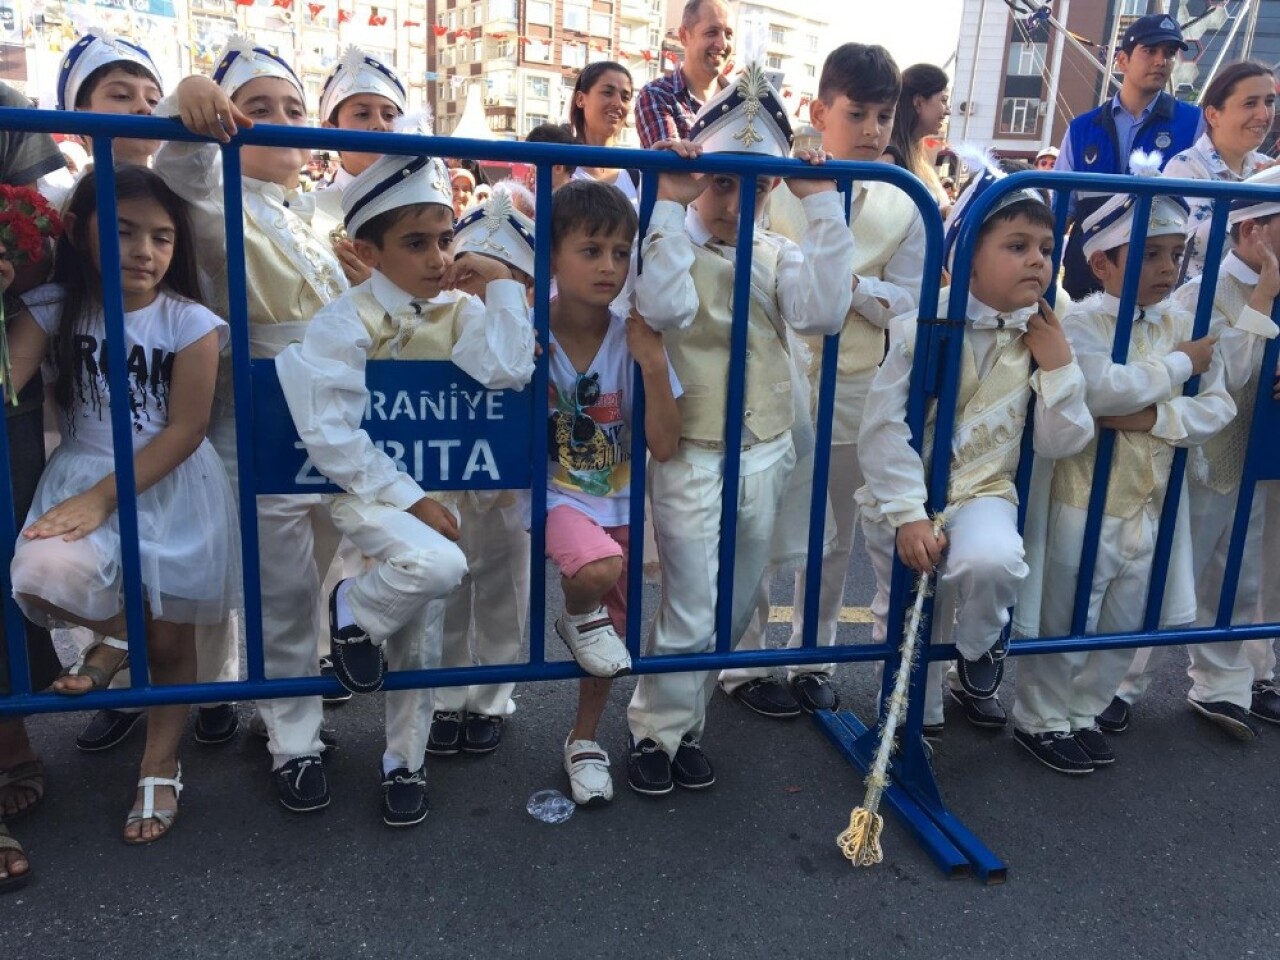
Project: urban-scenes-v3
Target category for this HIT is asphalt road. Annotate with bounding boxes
[4,557,1279,960]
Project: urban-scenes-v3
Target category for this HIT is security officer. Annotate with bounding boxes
[1056,13,1203,299]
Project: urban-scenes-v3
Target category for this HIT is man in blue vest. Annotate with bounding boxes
[1056,13,1204,299]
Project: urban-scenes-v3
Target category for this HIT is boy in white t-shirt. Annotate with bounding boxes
[545,179,682,805]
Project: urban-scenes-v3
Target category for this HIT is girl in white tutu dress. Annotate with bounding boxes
[5,165,239,844]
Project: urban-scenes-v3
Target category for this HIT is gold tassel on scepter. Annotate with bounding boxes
[837,513,945,867]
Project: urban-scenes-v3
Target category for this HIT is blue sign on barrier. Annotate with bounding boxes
[249,360,535,495]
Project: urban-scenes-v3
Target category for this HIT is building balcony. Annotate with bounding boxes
[620,0,653,24]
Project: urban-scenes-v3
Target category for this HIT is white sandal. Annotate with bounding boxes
[52,636,130,696]
[124,763,182,845]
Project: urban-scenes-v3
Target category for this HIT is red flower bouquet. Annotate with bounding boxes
[0,184,61,266]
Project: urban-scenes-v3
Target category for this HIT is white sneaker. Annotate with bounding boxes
[563,738,613,806]
[556,607,631,678]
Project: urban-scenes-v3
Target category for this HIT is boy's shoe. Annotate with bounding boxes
[425,711,465,756]
[193,704,239,745]
[728,677,802,718]
[955,635,1007,699]
[273,755,330,813]
[1013,729,1094,775]
[318,656,352,705]
[1188,699,1259,741]
[1073,726,1116,765]
[462,714,504,754]
[1095,696,1131,734]
[947,688,1007,728]
[790,672,839,713]
[327,581,385,694]
[671,735,715,790]
[563,738,613,806]
[626,736,673,796]
[381,766,429,827]
[76,709,143,752]
[556,608,631,678]
[1250,680,1280,724]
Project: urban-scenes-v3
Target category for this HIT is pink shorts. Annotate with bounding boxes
[545,504,630,635]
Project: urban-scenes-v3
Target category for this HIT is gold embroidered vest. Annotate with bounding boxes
[1051,306,1185,518]
[664,235,794,445]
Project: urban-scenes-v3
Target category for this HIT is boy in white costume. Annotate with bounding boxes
[312,46,408,286]
[423,189,539,758]
[1109,165,1280,737]
[155,38,348,812]
[43,31,242,753]
[857,170,1094,746]
[723,42,925,718]
[1012,182,1235,774]
[624,52,854,795]
[276,153,534,824]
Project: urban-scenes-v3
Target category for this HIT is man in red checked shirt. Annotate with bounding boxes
[633,0,732,148]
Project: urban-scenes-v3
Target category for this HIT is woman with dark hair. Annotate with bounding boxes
[889,63,951,211]
[1162,60,1276,279]
[567,60,640,204]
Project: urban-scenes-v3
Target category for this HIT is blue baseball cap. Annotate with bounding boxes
[1120,14,1187,53]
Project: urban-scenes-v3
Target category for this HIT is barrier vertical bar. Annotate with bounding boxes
[624,171,660,661]
[1143,199,1230,629]
[220,143,267,683]
[90,145,151,682]
[711,175,758,655]
[1070,193,1153,636]
[528,162,553,666]
[798,178,852,651]
[0,366,30,699]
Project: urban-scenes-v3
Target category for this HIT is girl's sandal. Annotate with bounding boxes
[0,758,44,822]
[123,764,182,846]
[50,637,130,696]
[0,823,32,893]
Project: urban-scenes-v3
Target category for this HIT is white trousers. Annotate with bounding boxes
[433,497,530,717]
[862,497,1026,726]
[330,496,469,770]
[254,493,342,767]
[1015,505,1167,734]
[1248,480,1280,682]
[628,437,795,758]
[722,442,865,688]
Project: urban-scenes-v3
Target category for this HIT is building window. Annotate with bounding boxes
[766,55,782,71]
[564,42,587,69]
[999,97,1042,135]
[769,26,785,45]
[526,0,552,25]
[1006,42,1047,77]
[806,33,818,52]
[489,0,517,20]
[589,12,612,36]
[529,75,550,98]
[564,2,589,32]
[804,63,815,78]
[526,38,551,61]
[472,40,482,60]
[526,112,550,134]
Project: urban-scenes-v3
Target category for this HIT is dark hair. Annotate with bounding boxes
[353,201,451,247]
[1230,211,1279,242]
[681,0,724,31]
[879,143,909,168]
[889,63,949,178]
[1202,60,1273,112]
[976,197,1056,246]
[551,179,638,250]
[818,43,901,107]
[73,61,160,110]
[526,122,578,146]
[49,166,201,413]
[568,61,633,143]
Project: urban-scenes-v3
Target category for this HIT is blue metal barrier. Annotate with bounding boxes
[1,110,1277,884]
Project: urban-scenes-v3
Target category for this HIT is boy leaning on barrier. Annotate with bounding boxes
[542,179,682,806]
[1012,168,1236,775]
[154,37,349,812]
[856,168,1095,748]
[1110,165,1280,740]
[275,152,535,826]
[623,46,853,797]
[725,41,926,719]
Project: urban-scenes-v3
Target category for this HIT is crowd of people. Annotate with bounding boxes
[1,0,1279,894]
